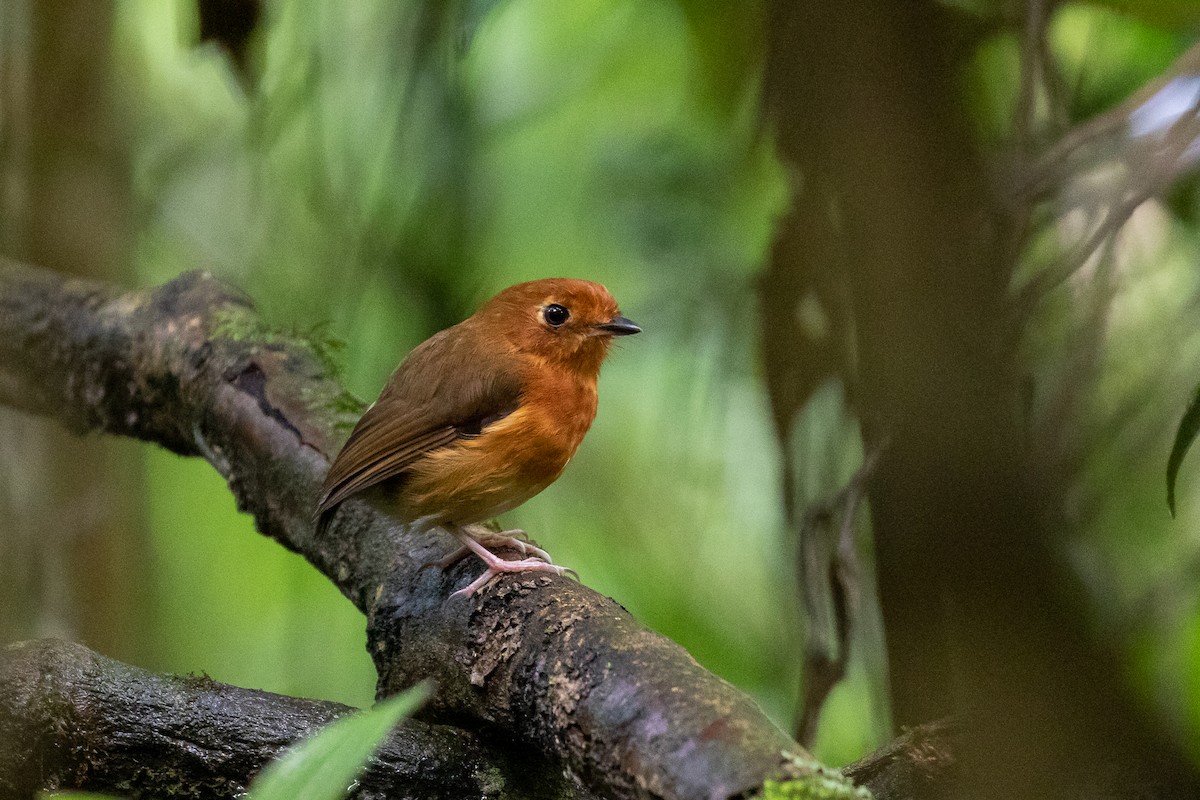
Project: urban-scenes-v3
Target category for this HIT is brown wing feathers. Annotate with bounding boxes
[317,419,458,512]
[315,324,524,532]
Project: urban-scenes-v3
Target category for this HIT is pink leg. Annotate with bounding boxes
[472,531,552,563]
[423,529,551,572]
[461,523,545,554]
[450,527,572,597]
[462,523,532,543]
[420,545,471,571]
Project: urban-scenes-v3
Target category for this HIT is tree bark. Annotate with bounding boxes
[841,719,959,800]
[0,638,591,800]
[0,258,841,800]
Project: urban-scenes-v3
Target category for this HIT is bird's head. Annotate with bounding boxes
[478,278,640,375]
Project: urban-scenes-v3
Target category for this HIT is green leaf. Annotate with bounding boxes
[247,682,432,800]
[1167,384,1200,516]
[38,794,126,800]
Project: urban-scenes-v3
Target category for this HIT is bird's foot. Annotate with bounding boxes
[439,524,550,560]
[419,546,469,571]
[423,529,550,571]
[462,522,535,545]
[449,527,573,597]
[472,531,552,563]
[452,557,570,598]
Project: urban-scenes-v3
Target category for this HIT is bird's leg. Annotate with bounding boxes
[466,523,532,542]
[422,525,549,572]
[419,545,472,571]
[460,522,552,562]
[449,527,573,597]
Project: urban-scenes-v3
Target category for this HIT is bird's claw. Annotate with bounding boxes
[472,533,552,563]
[495,527,531,543]
[451,558,571,598]
[422,532,552,573]
[447,526,574,597]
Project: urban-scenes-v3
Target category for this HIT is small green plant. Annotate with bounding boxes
[1167,383,1200,515]
[248,682,431,800]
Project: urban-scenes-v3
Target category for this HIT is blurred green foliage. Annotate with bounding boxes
[112,0,801,739]
[65,0,1200,771]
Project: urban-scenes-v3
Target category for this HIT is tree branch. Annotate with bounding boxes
[0,258,831,799]
[795,445,883,747]
[841,719,959,800]
[0,638,591,800]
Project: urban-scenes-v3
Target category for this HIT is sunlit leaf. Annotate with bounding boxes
[247,682,431,800]
[1167,384,1200,516]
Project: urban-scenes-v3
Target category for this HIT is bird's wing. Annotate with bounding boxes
[315,325,523,523]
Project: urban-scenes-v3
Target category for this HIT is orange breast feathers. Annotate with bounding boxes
[395,362,599,525]
[315,278,639,535]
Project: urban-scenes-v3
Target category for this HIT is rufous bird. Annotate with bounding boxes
[315,278,639,597]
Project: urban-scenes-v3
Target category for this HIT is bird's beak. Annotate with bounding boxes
[594,315,641,336]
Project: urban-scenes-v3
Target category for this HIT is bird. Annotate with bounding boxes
[315,278,640,597]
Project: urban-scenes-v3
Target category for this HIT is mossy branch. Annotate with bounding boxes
[0,258,849,799]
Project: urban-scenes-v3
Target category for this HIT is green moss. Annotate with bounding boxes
[328,388,366,417]
[210,305,274,343]
[296,321,349,381]
[298,383,366,432]
[756,759,872,800]
[210,307,349,382]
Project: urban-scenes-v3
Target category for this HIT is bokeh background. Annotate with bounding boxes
[1,0,1200,775]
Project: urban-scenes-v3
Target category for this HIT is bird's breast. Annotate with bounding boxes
[396,367,600,525]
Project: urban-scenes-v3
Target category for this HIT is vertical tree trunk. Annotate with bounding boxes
[764,1,1200,796]
[0,1,147,662]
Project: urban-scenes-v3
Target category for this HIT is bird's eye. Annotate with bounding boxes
[542,304,570,328]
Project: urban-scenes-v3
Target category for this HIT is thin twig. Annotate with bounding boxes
[1014,0,1049,158]
[795,442,886,747]
[1018,98,1200,315]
